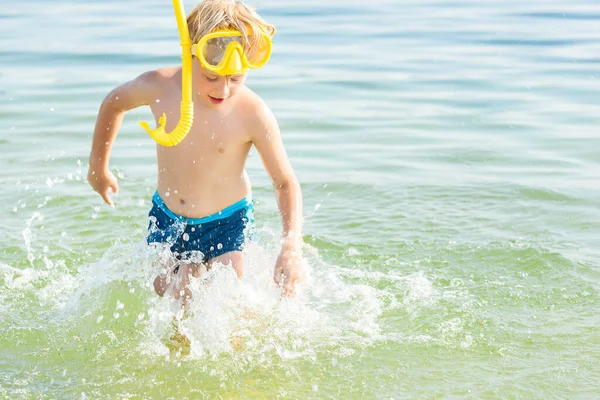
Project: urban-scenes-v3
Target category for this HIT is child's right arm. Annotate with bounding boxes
[88,71,160,206]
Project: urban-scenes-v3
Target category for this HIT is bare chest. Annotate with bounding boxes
[150,99,249,157]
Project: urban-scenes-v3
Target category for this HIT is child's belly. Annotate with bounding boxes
[155,152,252,218]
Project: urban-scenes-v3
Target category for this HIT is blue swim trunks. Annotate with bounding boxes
[146,191,254,263]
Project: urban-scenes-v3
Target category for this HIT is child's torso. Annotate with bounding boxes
[148,82,254,218]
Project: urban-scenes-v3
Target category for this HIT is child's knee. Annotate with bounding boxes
[153,274,168,297]
[180,263,204,279]
[190,263,205,278]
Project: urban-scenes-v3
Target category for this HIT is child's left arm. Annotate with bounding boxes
[251,102,304,296]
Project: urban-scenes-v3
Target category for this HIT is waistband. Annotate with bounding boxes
[152,190,253,225]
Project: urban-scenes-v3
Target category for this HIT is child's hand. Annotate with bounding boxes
[87,168,119,206]
[273,246,303,297]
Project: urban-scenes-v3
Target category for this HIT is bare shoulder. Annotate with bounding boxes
[134,66,180,91]
[237,87,278,140]
[104,66,180,112]
[152,66,181,80]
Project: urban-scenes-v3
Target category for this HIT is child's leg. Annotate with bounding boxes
[208,251,244,278]
[169,262,205,305]
[147,197,186,298]
[154,261,205,303]
[152,253,183,298]
[161,252,242,304]
[153,261,176,297]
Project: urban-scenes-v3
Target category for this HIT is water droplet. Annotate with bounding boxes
[50,107,54,112]
[217,243,223,250]
[155,99,160,103]
[183,233,190,241]
[96,315,104,323]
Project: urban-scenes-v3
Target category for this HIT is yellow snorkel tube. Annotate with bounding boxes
[139,0,193,147]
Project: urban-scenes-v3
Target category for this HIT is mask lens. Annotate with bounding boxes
[245,34,271,66]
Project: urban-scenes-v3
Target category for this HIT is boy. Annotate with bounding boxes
[87,0,303,302]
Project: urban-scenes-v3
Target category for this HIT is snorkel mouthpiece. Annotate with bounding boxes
[139,0,194,147]
[139,101,194,147]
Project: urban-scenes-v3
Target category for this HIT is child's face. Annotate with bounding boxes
[197,67,247,106]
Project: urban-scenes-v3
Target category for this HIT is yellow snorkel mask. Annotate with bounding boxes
[139,0,194,147]
[193,29,272,76]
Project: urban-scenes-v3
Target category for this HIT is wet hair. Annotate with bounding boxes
[187,0,276,50]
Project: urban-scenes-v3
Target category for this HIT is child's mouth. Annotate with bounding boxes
[209,96,225,105]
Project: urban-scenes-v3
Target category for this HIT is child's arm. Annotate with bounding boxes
[251,102,304,295]
[88,71,160,205]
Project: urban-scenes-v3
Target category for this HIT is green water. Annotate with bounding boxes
[1,0,600,398]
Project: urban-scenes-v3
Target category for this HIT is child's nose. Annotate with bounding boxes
[214,80,230,97]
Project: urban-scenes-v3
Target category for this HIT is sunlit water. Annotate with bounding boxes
[1,0,600,398]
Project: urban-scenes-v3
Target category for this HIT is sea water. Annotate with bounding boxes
[1,0,599,398]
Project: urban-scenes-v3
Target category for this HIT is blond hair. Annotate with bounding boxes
[187,0,276,50]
